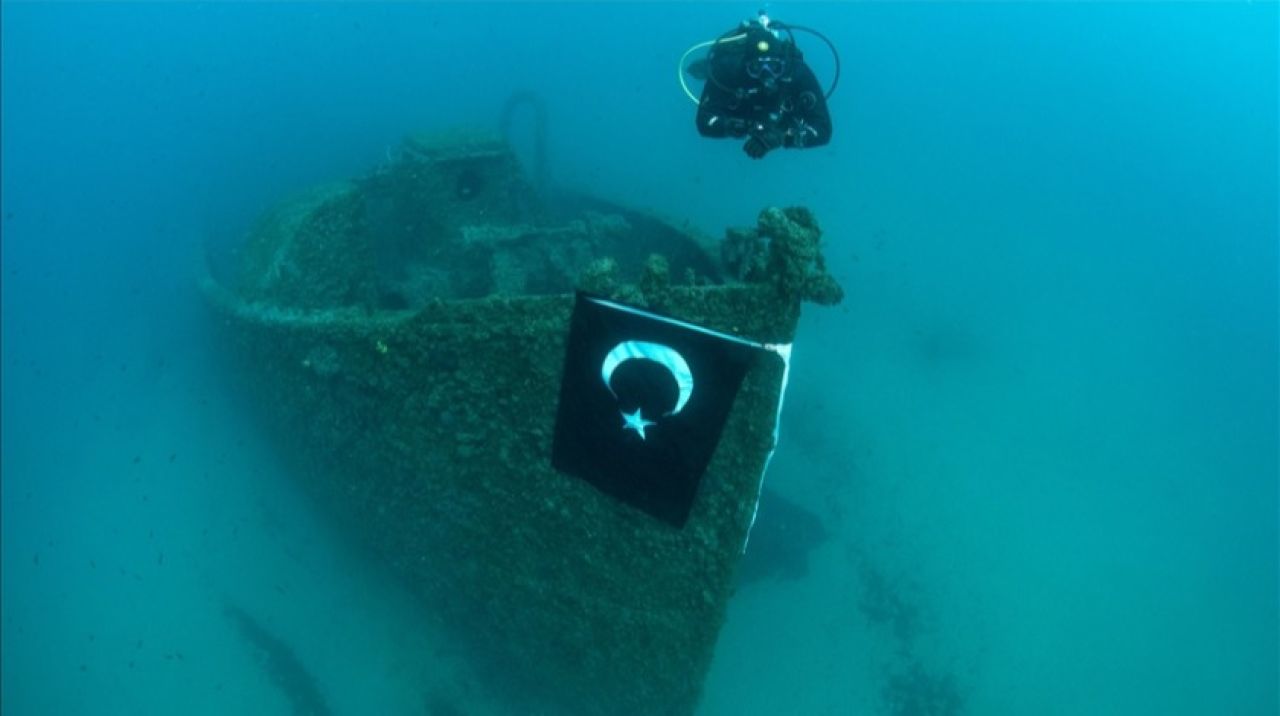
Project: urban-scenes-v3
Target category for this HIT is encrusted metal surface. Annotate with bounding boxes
[205,130,840,715]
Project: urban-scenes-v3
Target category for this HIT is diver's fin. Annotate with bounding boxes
[685,58,709,81]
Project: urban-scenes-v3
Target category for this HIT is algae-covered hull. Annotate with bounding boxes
[204,131,840,715]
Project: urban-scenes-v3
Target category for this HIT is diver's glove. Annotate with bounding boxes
[744,124,784,159]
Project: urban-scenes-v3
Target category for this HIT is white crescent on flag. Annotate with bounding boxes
[600,341,693,415]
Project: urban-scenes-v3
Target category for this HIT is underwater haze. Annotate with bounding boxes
[2,2,1276,715]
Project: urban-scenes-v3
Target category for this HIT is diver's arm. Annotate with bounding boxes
[696,54,755,139]
[697,90,752,139]
[696,99,731,138]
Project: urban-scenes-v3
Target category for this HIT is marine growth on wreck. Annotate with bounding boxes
[204,129,842,716]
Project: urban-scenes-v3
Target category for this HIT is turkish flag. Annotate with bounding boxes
[551,293,769,527]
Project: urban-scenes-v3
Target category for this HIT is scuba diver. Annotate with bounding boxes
[681,12,839,159]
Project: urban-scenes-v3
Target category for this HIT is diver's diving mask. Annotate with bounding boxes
[746,56,788,81]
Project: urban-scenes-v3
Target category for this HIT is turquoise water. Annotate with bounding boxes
[2,2,1275,714]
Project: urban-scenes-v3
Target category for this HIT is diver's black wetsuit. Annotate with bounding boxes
[695,23,832,159]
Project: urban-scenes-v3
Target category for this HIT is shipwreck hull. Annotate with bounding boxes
[204,130,840,715]
[205,286,795,714]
